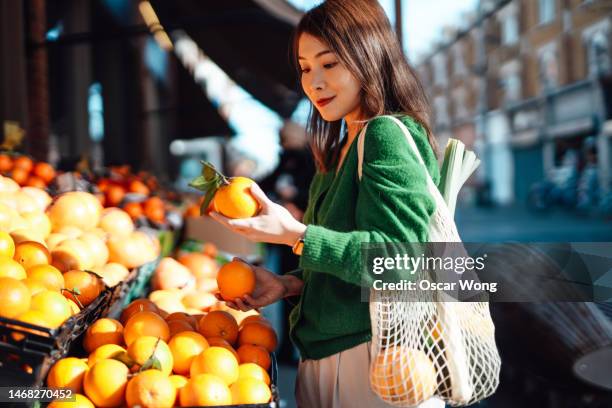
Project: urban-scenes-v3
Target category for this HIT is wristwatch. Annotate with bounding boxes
[292,235,305,256]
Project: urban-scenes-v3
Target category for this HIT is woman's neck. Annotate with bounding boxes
[344,111,365,147]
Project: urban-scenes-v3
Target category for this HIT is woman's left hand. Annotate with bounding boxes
[209,182,306,246]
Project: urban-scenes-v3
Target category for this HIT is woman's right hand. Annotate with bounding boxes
[218,260,303,312]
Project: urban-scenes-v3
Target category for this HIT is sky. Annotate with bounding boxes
[286,0,479,61]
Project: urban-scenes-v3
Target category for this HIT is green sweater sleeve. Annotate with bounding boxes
[299,116,437,287]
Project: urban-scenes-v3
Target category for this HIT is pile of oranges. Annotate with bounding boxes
[0,183,161,339]
[0,153,56,188]
[95,167,168,225]
[147,254,256,321]
[45,300,277,407]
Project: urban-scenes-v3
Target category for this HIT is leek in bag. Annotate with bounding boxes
[438,139,481,216]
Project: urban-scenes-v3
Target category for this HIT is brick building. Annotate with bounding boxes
[417,0,612,206]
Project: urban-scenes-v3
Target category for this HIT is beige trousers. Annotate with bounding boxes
[295,342,445,408]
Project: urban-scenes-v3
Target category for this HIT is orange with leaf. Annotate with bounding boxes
[189,162,260,219]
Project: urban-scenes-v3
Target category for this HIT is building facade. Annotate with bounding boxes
[417,0,612,207]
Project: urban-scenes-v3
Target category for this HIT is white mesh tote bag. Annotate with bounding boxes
[357,115,501,407]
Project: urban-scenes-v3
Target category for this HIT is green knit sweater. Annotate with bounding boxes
[287,115,440,360]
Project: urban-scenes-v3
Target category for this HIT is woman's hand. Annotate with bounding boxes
[209,183,306,246]
[218,260,304,312]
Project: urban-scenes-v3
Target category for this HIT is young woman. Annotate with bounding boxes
[210,0,443,406]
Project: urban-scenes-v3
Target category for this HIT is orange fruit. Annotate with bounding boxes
[11,310,51,340]
[143,196,164,212]
[0,277,30,318]
[239,314,270,328]
[178,253,218,280]
[214,177,260,219]
[51,238,94,272]
[216,259,256,301]
[202,243,218,258]
[370,347,437,405]
[169,331,209,375]
[0,231,15,257]
[128,179,150,196]
[26,264,63,292]
[120,299,159,324]
[87,344,127,367]
[107,231,159,269]
[127,336,173,376]
[123,311,170,346]
[79,232,109,269]
[83,358,129,407]
[123,202,143,220]
[184,204,200,218]
[94,262,129,288]
[238,362,271,386]
[167,319,194,338]
[25,175,46,188]
[48,393,95,408]
[83,318,124,353]
[30,290,72,328]
[0,154,13,172]
[98,208,135,236]
[47,357,89,393]
[22,278,48,296]
[182,291,217,312]
[20,186,52,212]
[190,346,239,385]
[33,162,56,183]
[13,241,51,269]
[238,322,278,353]
[67,298,80,315]
[48,192,103,232]
[237,344,271,371]
[62,270,104,307]
[13,156,34,172]
[0,256,27,279]
[230,377,272,404]
[165,312,198,328]
[179,373,232,407]
[206,337,240,360]
[169,375,188,406]
[105,185,125,207]
[126,369,176,408]
[198,310,239,345]
[144,205,165,224]
[10,167,29,185]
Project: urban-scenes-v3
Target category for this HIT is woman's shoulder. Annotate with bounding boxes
[363,115,429,157]
[363,114,440,183]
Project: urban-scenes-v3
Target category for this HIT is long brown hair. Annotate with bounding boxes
[292,0,438,172]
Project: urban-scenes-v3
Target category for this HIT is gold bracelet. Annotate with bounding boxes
[292,235,305,256]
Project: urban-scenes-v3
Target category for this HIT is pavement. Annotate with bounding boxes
[455,204,612,242]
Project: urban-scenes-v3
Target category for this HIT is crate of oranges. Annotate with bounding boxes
[0,182,161,386]
[40,299,279,407]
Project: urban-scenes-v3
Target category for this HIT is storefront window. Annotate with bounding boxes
[502,14,519,45]
[538,0,555,25]
[539,48,558,92]
[433,53,448,86]
[588,31,611,76]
